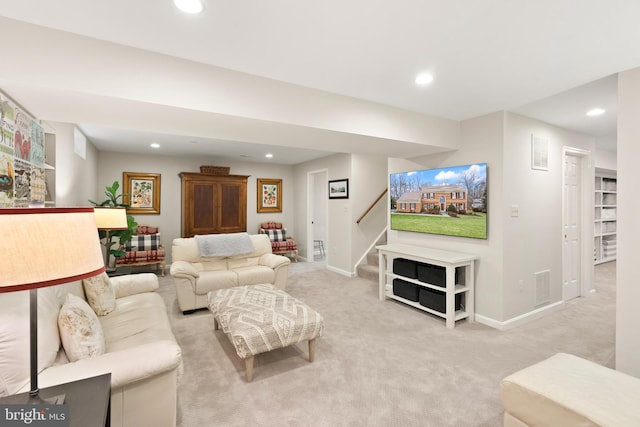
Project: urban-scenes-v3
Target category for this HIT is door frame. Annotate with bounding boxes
[562,146,594,299]
[307,169,328,261]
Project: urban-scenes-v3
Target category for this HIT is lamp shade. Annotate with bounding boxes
[93,207,128,230]
[0,207,106,292]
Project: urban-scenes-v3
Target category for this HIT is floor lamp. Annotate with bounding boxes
[93,207,128,270]
[0,207,105,403]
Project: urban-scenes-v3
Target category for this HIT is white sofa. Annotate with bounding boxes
[501,353,640,426]
[170,234,291,313]
[0,273,182,427]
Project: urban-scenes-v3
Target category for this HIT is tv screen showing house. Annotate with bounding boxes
[390,163,487,239]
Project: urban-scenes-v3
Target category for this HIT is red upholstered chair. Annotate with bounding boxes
[259,222,298,262]
[114,225,166,275]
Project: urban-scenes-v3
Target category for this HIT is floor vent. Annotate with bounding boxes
[535,270,551,306]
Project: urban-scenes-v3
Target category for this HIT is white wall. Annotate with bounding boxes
[502,113,595,321]
[350,154,388,265]
[96,151,296,264]
[616,67,640,377]
[50,122,98,207]
[594,148,617,171]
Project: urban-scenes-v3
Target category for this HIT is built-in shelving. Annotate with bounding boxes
[594,172,616,264]
[44,133,56,207]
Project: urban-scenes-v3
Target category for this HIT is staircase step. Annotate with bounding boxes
[366,251,379,266]
[357,263,379,282]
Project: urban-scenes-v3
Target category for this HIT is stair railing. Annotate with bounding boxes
[356,188,388,225]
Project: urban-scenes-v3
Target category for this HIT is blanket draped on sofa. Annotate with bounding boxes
[195,232,254,257]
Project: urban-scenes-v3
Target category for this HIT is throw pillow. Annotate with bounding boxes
[125,233,161,251]
[266,228,287,242]
[58,294,106,362]
[82,272,116,316]
[136,225,159,234]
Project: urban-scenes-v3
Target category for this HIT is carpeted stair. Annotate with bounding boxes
[356,242,384,282]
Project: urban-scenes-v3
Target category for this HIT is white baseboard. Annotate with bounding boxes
[475,301,565,331]
[327,265,355,277]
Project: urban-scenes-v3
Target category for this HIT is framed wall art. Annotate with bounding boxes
[257,178,282,213]
[123,172,161,214]
[531,134,549,171]
[329,179,349,199]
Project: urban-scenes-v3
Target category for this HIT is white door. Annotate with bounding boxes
[563,154,581,300]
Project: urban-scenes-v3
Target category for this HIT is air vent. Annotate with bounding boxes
[535,270,551,306]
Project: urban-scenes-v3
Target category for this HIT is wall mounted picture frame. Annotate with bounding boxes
[531,134,549,171]
[329,179,349,199]
[257,178,282,213]
[123,172,161,214]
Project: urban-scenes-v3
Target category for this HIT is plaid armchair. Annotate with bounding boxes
[259,221,298,262]
[114,225,166,275]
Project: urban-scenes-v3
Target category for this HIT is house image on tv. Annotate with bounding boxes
[396,185,467,213]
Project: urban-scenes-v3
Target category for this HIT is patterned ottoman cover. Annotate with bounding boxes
[207,283,324,359]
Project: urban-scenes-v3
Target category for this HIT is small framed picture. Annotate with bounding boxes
[257,178,282,213]
[123,172,161,214]
[531,134,549,171]
[329,179,349,199]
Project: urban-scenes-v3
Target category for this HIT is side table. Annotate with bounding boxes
[0,373,111,427]
[106,266,133,277]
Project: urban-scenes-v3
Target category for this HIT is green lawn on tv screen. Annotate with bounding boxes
[390,212,487,239]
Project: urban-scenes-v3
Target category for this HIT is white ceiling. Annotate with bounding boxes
[0,0,634,162]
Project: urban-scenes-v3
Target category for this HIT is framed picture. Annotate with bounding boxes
[329,179,349,199]
[257,178,282,213]
[123,172,161,214]
[531,134,549,171]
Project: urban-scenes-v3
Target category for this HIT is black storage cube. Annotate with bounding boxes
[418,287,462,313]
[417,264,461,287]
[393,279,419,302]
[393,258,418,279]
[417,263,446,287]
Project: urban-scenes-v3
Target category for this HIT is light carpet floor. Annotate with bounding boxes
[156,260,616,427]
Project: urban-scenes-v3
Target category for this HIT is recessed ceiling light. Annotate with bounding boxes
[150,142,160,149]
[265,153,273,158]
[174,0,204,14]
[415,72,434,86]
[586,108,606,116]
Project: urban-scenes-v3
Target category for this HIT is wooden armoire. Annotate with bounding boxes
[179,172,249,237]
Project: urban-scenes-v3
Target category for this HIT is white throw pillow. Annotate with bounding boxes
[82,272,116,316]
[58,293,106,362]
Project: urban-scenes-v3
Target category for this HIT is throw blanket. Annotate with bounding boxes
[195,232,254,257]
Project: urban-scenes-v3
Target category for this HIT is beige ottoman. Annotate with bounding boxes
[501,353,640,426]
[208,283,324,382]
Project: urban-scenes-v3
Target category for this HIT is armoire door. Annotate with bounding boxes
[218,180,247,233]
[187,180,218,237]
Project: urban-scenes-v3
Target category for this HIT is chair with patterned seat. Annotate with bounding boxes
[259,221,298,262]
[114,225,166,275]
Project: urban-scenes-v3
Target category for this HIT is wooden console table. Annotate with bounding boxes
[376,244,478,329]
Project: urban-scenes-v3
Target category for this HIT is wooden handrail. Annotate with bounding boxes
[356,188,388,225]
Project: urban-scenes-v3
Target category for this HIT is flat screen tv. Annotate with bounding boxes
[390,163,487,239]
